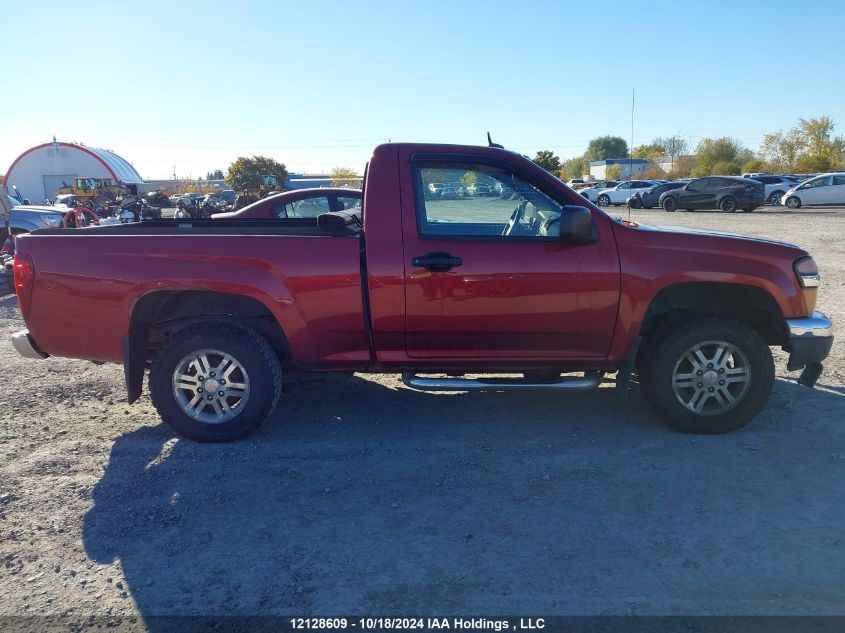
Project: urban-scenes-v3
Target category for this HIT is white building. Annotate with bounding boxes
[589,158,649,180]
[4,139,145,203]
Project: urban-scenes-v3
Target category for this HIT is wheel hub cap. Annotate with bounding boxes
[671,340,751,416]
[172,349,251,424]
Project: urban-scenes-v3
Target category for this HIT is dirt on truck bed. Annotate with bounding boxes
[0,208,843,625]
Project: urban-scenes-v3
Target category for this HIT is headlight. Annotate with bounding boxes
[794,256,820,288]
[41,216,62,227]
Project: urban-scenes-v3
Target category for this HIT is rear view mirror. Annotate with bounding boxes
[559,205,597,244]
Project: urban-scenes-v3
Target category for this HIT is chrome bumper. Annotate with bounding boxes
[784,313,833,381]
[11,330,48,360]
[786,312,833,339]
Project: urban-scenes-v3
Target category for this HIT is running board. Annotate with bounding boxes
[401,371,602,392]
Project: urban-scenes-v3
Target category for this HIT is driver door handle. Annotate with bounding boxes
[412,251,463,272]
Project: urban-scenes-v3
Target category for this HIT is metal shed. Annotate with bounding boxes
[4,139,144,203]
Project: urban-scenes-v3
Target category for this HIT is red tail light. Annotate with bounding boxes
[13,253,34,318]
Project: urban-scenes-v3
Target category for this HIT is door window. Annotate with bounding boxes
[803,176,831,188]
[832,175,845,186]
[414,161,563,239]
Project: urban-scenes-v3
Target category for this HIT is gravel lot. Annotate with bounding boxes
[0,208,843,623]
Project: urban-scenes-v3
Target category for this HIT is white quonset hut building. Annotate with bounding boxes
[3,140,145,203]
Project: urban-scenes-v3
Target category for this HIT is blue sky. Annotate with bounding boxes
[3,0,844,178]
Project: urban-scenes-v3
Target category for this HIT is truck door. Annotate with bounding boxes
[401,154,620,359]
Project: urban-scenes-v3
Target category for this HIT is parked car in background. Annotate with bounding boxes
[212,188,362,220]
[4,201,64,239]
[627,182,686,209]
[595,180,659,206]
[782,173,845,209]
[578,181,620,202]
[747,175,800,205]
[466,183,492,196]
[659,176,765,212]
[428,183,457,199]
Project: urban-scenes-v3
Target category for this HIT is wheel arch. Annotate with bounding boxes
[636,282,788,365]
[124,289,293,403]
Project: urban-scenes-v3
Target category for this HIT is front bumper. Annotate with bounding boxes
[784,313,833,385]
[11,330,48,360]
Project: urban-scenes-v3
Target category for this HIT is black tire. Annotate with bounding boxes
[768,191,784,205]
[662,196,677,212]
[640,317,774,434]
[149,320,283,442]
[719,196,738,213]
[786,196,801,210]
[597,194,611,206]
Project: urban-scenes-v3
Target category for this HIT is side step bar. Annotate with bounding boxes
[401,371,602,392]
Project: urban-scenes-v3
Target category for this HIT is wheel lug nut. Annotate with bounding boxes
[697,382,703,388]
[199,376,204,381]
[708,387,714,393]
[696,370,703,376]
[718,368,725,374]
[719,380,725,385]
[218,391,225,396]
[207,395,213,401]
[198,388,203,393]
[707,364,713,369]
[210,372,216,377]
[220,379,226,385]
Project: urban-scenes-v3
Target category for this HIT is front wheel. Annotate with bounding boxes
[786,196,802,209]
[149,320,283,442]
[662,197,677,212]
[640,317,774,434]
[597,194,611,207]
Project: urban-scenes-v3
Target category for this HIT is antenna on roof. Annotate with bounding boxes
[487,132,504,149]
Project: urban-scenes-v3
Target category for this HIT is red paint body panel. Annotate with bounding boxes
[18,233,369,366]
[14,142,812,377]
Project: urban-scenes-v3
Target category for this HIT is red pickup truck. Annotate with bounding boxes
[10,142,834,442]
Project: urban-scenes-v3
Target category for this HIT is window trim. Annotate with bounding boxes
[409,152,588,242]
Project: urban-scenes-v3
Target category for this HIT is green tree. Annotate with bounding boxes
[330,167,361,187]
[741,159,767,174]
[226,156,288,192]
[532,150,561,175]
[560,156,590,181]
[711,160,741,175]
[691,137,747,176]
[585,136,629,161]
[605,164,622,180]
[759,117,845,173]
[667,155,696,179]
[631,144,665,159]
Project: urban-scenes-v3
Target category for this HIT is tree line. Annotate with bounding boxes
[532,116,845,181]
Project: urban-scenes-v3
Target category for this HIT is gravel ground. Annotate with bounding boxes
[0,208,843,625]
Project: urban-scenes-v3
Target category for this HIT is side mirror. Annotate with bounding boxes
[559,205,597,244]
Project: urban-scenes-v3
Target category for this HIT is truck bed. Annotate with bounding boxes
[15,219,369,366]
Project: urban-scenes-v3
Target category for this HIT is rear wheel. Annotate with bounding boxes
[719,196,738,213]
[597,194,611,206]
[662,197,677,212]
[640,317,774,434]
[149,320,283,442]
[786,196,801,209]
